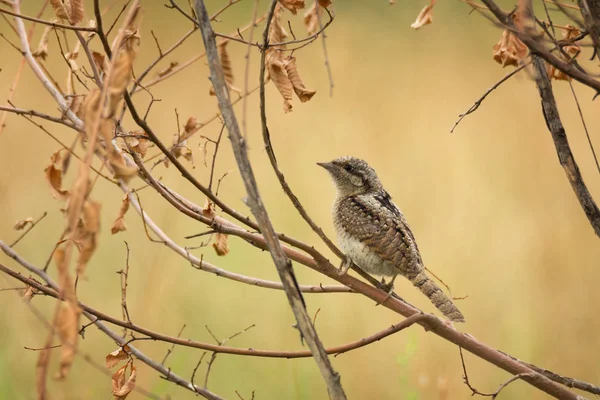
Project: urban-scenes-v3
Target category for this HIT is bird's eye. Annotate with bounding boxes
[343,164,353,172]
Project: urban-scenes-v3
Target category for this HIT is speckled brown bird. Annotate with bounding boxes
[318,156,465,322]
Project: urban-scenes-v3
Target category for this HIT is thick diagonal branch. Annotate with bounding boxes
[193,1,346,399]
[530,56,600,237]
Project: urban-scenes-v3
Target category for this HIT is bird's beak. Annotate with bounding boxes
[317,162,335,171]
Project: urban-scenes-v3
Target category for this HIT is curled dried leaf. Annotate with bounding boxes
[22,284,39,303]
[202,198,216,218]
[210,42,241,96]
[279,0,305,15]
[106,346,131,369]
[14,217,33,230]
[125,131,151,158]
[54,302,81,380]
[548,25,581,81]
[182,117,201,142]
[317,0,332,7]
[212,232,229,256]
[269,3,288,44]
[202,200,230,255]
[33,24,55,60]
[411,0,435,30]
[303,3,320,35]
[112,362,137,399]
[268,57,294,113]
[284,56,316,102]
[92,51,108,75]
[76,200,101,275]
[157,61,179,78]
[492,13,528,67]
[45,150,70,200]
[111,196,130,234]
[50,0,84,25]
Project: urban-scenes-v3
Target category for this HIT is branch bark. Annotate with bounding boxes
[530,55,600,237]
[193,1,347,399]
[481,0,600,93]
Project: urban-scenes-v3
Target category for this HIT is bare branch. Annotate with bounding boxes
[530,55,600,237]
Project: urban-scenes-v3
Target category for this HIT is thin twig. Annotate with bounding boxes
[568,81,600,174]
[451,62,529,133]
[9,212,48,247]
[161,324,186,365]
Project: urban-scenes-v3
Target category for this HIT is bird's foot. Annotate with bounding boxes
[338,256,353,276]
[375,279,395,306]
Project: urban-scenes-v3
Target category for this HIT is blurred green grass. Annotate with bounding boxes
[1,1,600,399]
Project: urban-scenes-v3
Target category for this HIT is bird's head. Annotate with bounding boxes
[317,156,383,197]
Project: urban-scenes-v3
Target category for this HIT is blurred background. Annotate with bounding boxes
[1,0,600,399]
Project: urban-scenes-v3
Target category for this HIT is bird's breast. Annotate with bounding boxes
[335,223,398,277]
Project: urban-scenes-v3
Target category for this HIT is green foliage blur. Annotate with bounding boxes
[1,1,599,399]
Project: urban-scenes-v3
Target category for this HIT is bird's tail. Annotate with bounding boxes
[408,270,465,322]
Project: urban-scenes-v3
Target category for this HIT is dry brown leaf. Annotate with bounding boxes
[45,150,70,201]
[106,346,131,369]
[157,61,179,78]
[111,196,130,234]
[14,217,33,230]
[269,3,288,44]
[112,362,137,399]
[202,200,230,256]
[303,3,320,35]
[54,302,80,379]
[173,145,193,163]
[279,0,305,15]
[50,0,84,25]
[22,284,39,303]
[50,0,69,20]
[33,24,54,60]
[212,232,230,256]
[492,13,528,67]
[317,0,332,7]
[411,0,435,30]
[92,51,108,75]
[210,42,241,95]
[125,133,152,158]
[548,25,581,81]
[284,56,316,102]
[182,117,201,142]
[106,51,133,118]
[99,120,138,181]
[268,58,293,113]
[75,200,100,275]
[202,198,216,218]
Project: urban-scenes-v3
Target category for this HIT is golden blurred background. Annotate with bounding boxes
[1,1,600,399]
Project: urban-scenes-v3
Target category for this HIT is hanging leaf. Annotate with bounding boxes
[411,0,435,30]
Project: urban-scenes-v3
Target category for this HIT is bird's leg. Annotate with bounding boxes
[338,256,353,276]
[376,274,397,306]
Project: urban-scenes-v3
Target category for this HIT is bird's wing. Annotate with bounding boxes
[337,191,422,274]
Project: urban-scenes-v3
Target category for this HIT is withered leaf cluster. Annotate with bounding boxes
[303,0,332,35]
[81,15,140,182]
[111,195,130,234]
[202,199,229,256]
[266,2,317,113]
[493,13,528,67]
[106,346,137,399]
[165,117,200,168]
[547,25,582,81]
[50,0,84,25]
